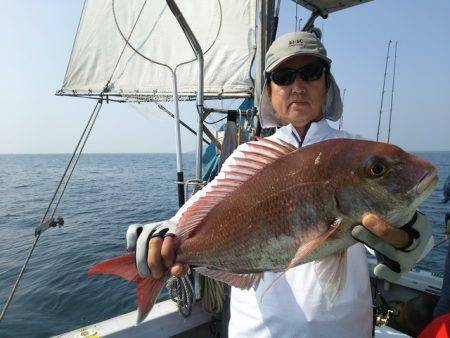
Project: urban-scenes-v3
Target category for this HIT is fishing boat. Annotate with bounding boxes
[1,1,448,337]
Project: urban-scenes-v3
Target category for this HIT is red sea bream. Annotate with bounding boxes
[89,138,438,322]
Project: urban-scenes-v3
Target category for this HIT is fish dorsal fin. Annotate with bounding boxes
[176,138,296,239]
[195,267,262,290]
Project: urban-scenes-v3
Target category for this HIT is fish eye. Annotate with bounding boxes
[369,162,387,177]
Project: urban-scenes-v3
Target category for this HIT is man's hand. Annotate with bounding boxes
[126,221,189,279]
[352,212,433,282]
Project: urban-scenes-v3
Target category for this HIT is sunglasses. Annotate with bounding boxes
[270,61,327,86]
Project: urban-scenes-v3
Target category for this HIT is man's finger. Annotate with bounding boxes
[170,263,189,277]
[362,213,410,249]
[161,236,176,268]
[148,237,164,279]
[352,225,398,258]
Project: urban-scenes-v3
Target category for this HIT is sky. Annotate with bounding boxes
[0,0,449,154]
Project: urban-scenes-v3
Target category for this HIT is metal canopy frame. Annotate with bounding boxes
[55,91,252,102]
[293,0,373,15]
[167,0,275,195]
[292,0,373,32]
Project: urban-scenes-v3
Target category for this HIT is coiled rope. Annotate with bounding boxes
[200,275,226,314]
[166,276,194,318]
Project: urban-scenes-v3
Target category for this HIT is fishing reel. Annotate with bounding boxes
[375,308,395,326]
[372,280,396,327]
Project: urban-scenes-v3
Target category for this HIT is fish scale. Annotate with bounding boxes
[89,138,438,323]
[178,160,345,270]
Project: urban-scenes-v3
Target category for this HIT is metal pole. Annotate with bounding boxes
[302,11,321,32]
[376,40,392,142]
[151,101,210,145]
[167,0,204,181]
[171,70,185,207]
[255,0,275,109]
[271,0,281,42]
[195,56,204,181]
[387,41,398,144]
[255,0,266,107]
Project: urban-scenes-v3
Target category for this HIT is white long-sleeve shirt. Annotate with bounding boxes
[171,119,372,338]
[228,121,372,338]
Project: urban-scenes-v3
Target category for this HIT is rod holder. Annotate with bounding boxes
[35,217,64,236]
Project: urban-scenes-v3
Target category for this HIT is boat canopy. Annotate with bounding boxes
[58,0,256,101]
[294,0,373,15]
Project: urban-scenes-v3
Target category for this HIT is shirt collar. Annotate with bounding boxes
[288,119,333,146]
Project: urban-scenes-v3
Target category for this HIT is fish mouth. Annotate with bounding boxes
[414,169,438,196]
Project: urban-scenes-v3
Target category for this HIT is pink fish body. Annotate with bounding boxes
[89,138,437,322]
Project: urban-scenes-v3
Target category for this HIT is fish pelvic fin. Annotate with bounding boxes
[88,253,166,324]
[176,138,296,240]
[260,218,344,299]
[195,267,262,289]
[314,250,347,307]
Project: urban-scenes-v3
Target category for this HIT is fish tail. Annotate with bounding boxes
[89,253,167,324]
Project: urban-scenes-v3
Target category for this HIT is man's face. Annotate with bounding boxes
[268,55,327,128]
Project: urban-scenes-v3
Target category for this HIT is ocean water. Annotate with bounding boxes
[0,152,449,338]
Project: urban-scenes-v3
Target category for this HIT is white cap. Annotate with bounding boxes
[259,31,343,128]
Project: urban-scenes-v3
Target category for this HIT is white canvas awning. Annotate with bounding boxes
[294,0,373,15]
[58,0,256,101]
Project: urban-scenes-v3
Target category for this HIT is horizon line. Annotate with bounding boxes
[1,149,449,155]
[0,151,198,155]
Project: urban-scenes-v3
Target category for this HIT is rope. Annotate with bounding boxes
[42,100,103,227]
[200,276,225,314]
[1,0,224,323]
[166,276,194,318]
[107,0,149,90]
[204,115,227,125]
[151,101,211,145]
[0,0,152,321]
[0,101,103,322]
[112,0,223,72]
[237,109,242,145]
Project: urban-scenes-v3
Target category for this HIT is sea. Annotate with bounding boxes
[0,152,449,338]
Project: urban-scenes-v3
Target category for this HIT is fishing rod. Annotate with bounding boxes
[376,40,392,142]
[387,41,398,144]
[339,88,346,130]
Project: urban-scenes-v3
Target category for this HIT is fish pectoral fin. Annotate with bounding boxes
[260,218,345,298]
[287,218,344,270]
[195,267,262,290]
[314,250,347,306]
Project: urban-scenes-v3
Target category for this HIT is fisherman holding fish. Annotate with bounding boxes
[105,31,435,337]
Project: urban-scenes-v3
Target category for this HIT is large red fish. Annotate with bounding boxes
[89,138,437,323]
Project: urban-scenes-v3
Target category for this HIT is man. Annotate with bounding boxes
[127,31,433,337]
